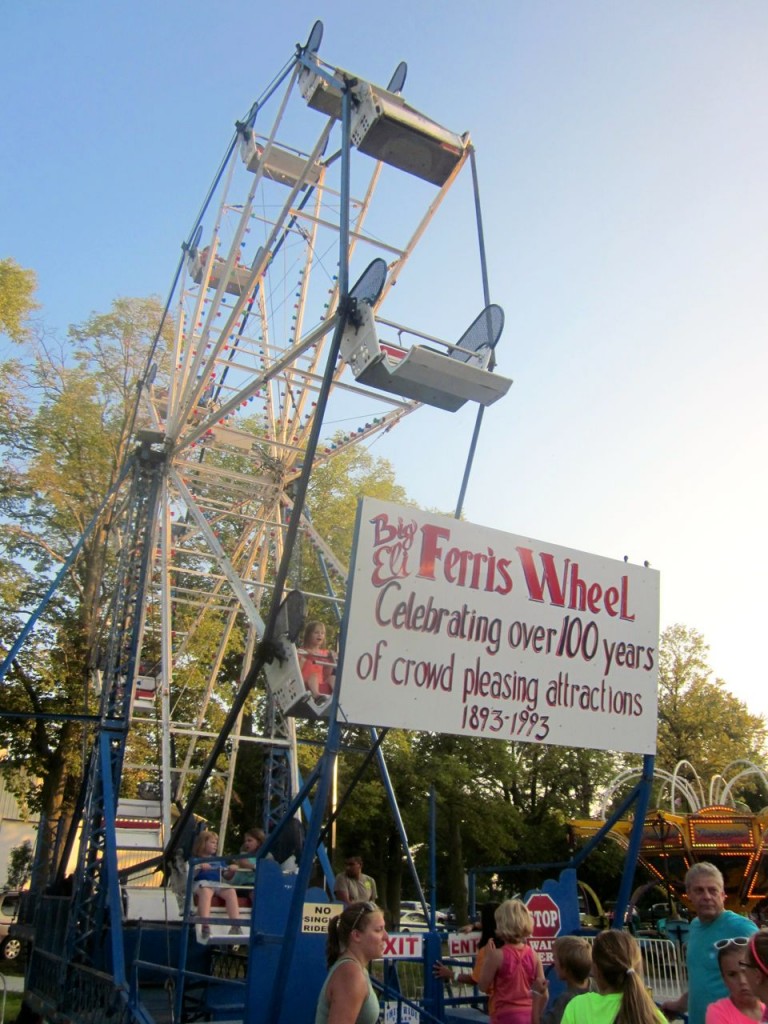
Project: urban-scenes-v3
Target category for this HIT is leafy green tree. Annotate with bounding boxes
[408,734,525,919]
[0,294,172,876]
[306,444,410,554]
[0,258,38,343]
[656,624,767,783]
[7,839,34,889]
[407,737,625,915]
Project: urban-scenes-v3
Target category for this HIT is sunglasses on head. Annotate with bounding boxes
[714,937,750,950]
[350,901,377,930]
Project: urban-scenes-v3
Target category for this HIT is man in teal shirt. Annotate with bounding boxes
[662,863,757,1024]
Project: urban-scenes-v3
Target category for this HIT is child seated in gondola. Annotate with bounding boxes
[224,827,265,889]
[192,830,242,938]
[298,621,336,699]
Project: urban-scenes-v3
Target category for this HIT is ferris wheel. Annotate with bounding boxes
[122,20,511,859]
[5,22,516,1024]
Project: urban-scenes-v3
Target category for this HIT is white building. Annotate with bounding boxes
[0,775,39,888]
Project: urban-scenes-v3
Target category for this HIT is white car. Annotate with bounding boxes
[0,890,23,961]
[398,910,446,932]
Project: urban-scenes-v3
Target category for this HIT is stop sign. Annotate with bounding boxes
[525,892,561,965]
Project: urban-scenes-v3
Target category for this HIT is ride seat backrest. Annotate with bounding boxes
[450,304,504,366]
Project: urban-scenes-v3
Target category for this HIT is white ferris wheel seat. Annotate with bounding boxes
[340,301,511,412]
[189,248,255,297]
[299,55,468,187]
[239,129,323,191]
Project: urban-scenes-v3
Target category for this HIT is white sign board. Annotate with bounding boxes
[381,933,424,958]
[302,902,337,934]
[337,499,660,754]
[447,932,481,956]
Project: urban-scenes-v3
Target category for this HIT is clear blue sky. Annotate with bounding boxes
[3,1,767,724]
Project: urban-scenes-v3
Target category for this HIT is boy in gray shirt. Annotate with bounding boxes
[542,935,593,1024]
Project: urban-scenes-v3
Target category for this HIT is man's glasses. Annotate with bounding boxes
[350,901,377,931]
[714,937,750,950]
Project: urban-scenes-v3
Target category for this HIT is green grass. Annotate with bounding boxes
[0,991,23,1021]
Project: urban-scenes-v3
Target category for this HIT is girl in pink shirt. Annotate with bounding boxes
[717,934,768,1024]
[478,899,547,1024]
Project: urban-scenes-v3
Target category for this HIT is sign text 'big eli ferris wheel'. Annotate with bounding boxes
[337,499,660,755]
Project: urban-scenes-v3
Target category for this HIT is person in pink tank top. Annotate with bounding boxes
[299,621,336,698]
[478,899,547,1024]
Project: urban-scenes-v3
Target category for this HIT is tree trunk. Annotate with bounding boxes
[35,721,82,886]
[447,799,468,925]
[384,824,403,927]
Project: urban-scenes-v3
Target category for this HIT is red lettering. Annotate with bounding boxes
[516,547,568,605]
[382,934,422,958]
[445,546,473,584]
[517,548,635,620]
[495,559,514,595]
[620,575,635,622]
[417,524,451,580]
[568,562,588,610]
[371,512,398,546]
[470,550,488,589]
[371,543,409,586]
[448,934,480,955]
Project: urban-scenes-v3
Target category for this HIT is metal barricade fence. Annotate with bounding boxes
[582,934,687,1004]
[443,936,687,1006]
[637,937,688,1004]
[372,950,488,1022]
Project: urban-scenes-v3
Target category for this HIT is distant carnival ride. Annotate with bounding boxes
[570,760,768,913]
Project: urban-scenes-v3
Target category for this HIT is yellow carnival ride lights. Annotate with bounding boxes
[570,760,768,913]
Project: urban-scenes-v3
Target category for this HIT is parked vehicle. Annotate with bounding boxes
[438,907,458,930]
[649,901,687,922]
[398,909,447,932]
[0,890,23,961]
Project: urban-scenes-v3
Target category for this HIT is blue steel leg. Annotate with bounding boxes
[372,731,429,913]
[260,718,342,1023]
[612,754,654,928]
[257,78,353,1024]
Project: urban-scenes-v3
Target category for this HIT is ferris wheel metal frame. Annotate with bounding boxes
[130,20,508,864]
[10,20,516,1024]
